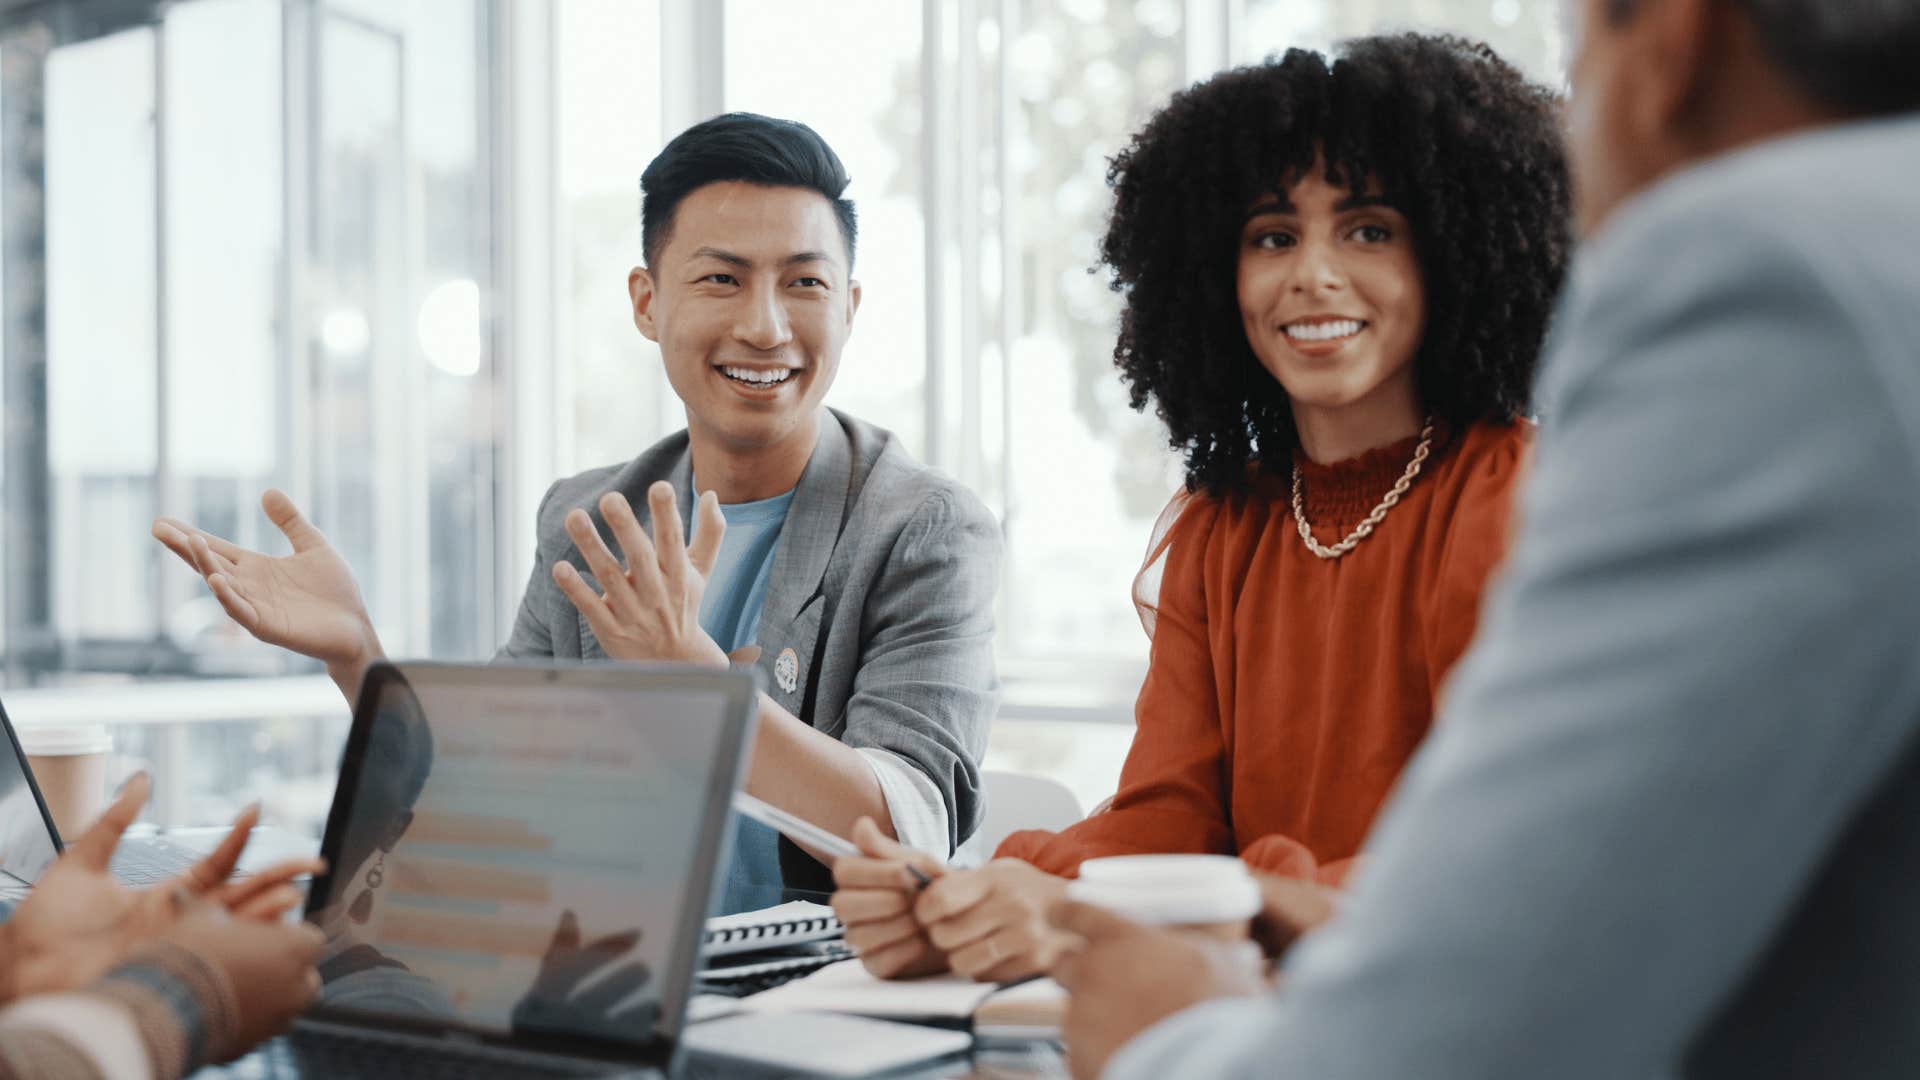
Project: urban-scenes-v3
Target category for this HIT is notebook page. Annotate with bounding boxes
[737,958,1003,1019]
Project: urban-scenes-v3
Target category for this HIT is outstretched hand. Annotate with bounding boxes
[0,775,325,1004]
[551,482,730,666]
[152,489,381,681]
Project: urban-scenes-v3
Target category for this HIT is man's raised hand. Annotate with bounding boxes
[551,482,730,666]
[153,489,382,687]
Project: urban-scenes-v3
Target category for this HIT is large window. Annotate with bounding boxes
[1,0,497,834]
[2,1,1574,826]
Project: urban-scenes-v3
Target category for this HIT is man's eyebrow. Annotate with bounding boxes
[782,251,836,268]
[688,246,752,267]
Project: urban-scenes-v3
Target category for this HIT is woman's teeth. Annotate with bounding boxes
[1285,319,1365,342]
[721,366,794,385]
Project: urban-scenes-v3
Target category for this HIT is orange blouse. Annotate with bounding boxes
[998,420,1532,884]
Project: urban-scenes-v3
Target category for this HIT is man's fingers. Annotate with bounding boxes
[207,574,263,634]
[152,521,203,570]
[552,562,620,639]
[598,493,665,599]
[182,803,259,894]
[189,535,240,580]
[155,518,249,563]
[687,491,726,578]
[647,483,691,590]
[260,489,327,553]
[563,510,644,620]
[67,773,150,868]
[1048,898,1140,943]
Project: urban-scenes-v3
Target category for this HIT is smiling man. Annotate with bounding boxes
[153,113,1000,912]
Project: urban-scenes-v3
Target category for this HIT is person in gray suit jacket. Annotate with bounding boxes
[1048,1,1920,1077]
[152,114,1000,910]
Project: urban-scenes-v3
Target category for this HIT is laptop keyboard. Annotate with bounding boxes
[208,1027,647,1078]
[108,839,202,885]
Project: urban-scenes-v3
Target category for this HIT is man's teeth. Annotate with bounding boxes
[720,366,794,385]
[1285,319,1365,342]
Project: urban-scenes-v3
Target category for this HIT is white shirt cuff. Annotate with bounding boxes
[857,748,951,861]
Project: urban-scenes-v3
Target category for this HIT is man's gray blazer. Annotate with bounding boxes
[496,408,1000,889]
[1107,115,1920,1078]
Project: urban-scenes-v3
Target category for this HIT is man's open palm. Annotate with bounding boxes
[152,489,377,670]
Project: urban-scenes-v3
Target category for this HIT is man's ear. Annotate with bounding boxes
[847,279,862,325]
[1628,0,1719,147]
[628,266,661,342]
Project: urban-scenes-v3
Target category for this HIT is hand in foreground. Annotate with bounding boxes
[0,775,325,1002]
[830,817,951,979]
[914,859,1071,983]
[152,489,380,675]
[153,903,326,1062]
[512,910,658,1040]
[1050,900,1266,1080]
[552,482,729,666]
[1250,873,1338,959]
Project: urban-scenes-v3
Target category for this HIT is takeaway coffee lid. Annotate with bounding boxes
[15,722,113,756]
[1067,854,1260,926]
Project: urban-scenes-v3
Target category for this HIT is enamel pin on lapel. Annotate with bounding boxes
[775,647,799,694]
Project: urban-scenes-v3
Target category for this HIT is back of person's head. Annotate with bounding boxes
[1102,34,1571,496]
[639,112,858,269]
[1613,0,1920,116]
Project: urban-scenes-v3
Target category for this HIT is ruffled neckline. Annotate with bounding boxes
[1290,423,1451,526]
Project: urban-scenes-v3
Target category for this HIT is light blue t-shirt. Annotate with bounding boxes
[695,480,796,915]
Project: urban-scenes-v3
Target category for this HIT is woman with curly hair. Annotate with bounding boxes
[833,32,1572,981]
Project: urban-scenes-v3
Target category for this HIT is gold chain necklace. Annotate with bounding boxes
[1290,418,1436,560]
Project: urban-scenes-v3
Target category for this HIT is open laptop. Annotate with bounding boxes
[209,660,758,1079]
[0,694,209,896]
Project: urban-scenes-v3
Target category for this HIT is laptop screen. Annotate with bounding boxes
[0,705,60,886]
[307,664,751,1052]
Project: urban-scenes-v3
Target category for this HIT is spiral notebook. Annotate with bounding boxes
[702,900,843,958]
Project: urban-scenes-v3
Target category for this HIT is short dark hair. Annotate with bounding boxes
[1102,35,1572,496]
[639,112,858,268]
[1610,0,1920,116]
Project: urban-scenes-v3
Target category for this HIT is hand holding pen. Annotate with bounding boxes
[731,792,935,889]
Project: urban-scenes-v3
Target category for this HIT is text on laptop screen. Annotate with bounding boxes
[308,672,736,1044]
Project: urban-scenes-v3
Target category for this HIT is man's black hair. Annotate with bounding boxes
[639,111,858,269]
[1609,0,1920,116]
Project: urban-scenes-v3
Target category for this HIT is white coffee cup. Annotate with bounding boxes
[17,723,114,840]
[1067,854,1262,943]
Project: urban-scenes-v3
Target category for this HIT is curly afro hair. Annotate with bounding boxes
[1102,33,1572,495]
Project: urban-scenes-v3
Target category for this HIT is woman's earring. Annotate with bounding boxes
[349,853,386,925]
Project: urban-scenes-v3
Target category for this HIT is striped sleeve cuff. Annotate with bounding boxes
[93,943,241,1079]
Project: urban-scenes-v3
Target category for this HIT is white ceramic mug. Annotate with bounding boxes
[17,723,114,839]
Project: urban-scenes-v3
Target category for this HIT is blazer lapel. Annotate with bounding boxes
[750,415,854,716]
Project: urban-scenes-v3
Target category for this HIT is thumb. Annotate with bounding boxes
[261,489,326,553]
[1048,898,1140,942]
[66,772,150,869]
[851,817,945,882]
